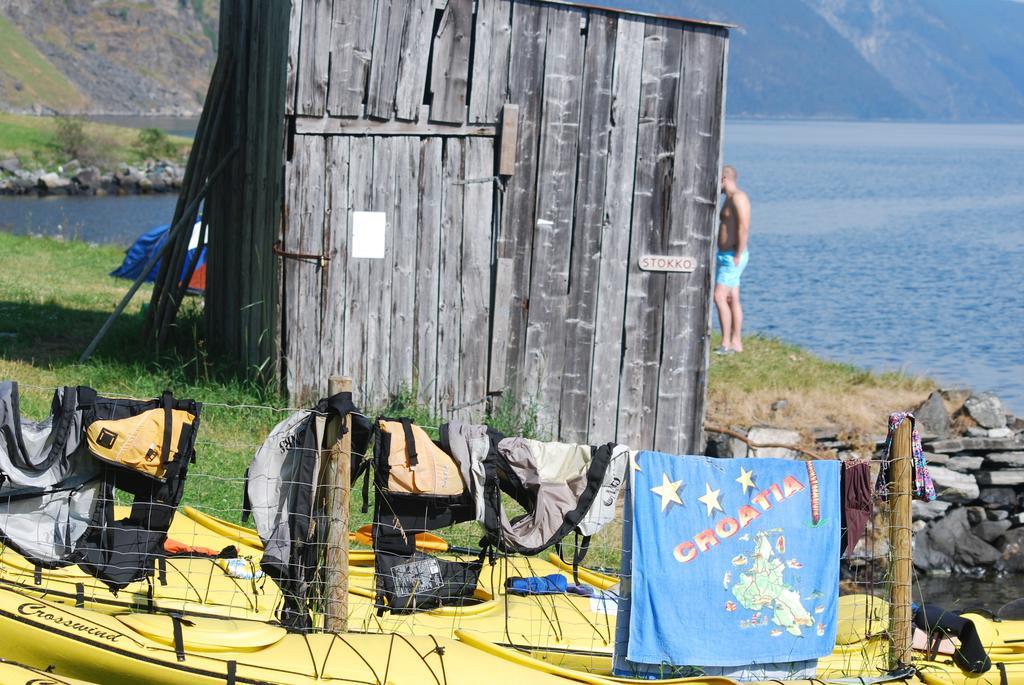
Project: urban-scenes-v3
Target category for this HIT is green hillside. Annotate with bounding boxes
[0,14,88,112]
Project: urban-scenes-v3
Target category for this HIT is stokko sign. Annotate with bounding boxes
[637,254,696,272]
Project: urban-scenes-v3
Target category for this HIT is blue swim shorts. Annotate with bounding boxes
[715,250,749,288]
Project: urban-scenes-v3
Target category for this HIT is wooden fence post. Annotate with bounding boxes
[323,376,352,632]
[888,418,914,669]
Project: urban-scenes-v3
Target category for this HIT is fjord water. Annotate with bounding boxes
[724,120,1024,414]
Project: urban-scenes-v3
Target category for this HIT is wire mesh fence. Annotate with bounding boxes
[0,381,915,679]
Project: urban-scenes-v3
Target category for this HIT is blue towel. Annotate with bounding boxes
[506,574,568,595]
[626,452,840,668]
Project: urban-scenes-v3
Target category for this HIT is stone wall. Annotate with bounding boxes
[706,389,1024,575]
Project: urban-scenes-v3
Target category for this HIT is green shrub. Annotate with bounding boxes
[135,127,176,160]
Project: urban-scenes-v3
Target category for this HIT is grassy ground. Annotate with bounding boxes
[0,231,934,563]
[0,15,89,113]
[0,113,191,170]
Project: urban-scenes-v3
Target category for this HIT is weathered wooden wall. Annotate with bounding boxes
[272,0,728,453]
[204,0,289,377]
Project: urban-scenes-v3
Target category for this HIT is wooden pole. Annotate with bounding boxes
[888,418,914,669]
[323,376,352,633]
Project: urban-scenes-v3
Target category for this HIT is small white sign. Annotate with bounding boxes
[351,211,386,259]
[638,254,696,273]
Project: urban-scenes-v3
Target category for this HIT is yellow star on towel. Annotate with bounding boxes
[650,473,684,512]
[698,482,724,517]
[736,467,756,495]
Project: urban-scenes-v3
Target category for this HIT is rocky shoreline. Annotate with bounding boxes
[0,157,183,196]
[707,389,1024,576]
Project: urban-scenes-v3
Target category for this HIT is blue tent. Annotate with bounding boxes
[111,221,206,293]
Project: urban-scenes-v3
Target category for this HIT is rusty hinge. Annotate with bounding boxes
[272,241,330,268]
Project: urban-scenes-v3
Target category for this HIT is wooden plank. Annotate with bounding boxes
[521,5,586,437]
[488,257,514,392]
[320,136,351,381]
[615,19,683,450]
[295,116,496,136]
[296,0,332,116]
[557,11,616,444]
[285,0,304,115]
[654,27,728,454]
[364,137,396,404]
[393,0,434,121]
[415,138,444,410]
[388,137,420,394]
[468,0,513,123]
[284,135,327,405]
[327,0,378,116]
[589,16,643,444]
[366,0,412,120]
[343,137,375,403]
[497,103,519,175]
[429,0,473,123]
[494,1,548,401]
[455,137,494,422]
[436,139,465,415]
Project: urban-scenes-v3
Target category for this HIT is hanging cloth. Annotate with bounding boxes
[875,412,937,502]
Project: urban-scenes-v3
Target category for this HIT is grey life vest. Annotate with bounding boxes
[243,391,369,631]
[0,381,201,591]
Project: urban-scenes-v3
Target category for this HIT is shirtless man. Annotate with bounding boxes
[714,165,750,354]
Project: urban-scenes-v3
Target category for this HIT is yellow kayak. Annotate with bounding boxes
[0,585,732,685]
[0,659,100,684]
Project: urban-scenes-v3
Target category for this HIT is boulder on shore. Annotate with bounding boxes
[964,392,1007,429]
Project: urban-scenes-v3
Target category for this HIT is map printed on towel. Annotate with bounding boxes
[627,452,840,668]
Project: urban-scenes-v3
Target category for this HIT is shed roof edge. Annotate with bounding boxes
[533,0,736,29]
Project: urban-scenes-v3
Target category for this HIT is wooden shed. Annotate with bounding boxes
[203,0,730,454]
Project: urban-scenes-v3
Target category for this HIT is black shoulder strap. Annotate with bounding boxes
[400,418,419,468]
[160,390,174,465]
[241,467,253,523]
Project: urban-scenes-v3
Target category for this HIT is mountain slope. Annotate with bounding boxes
[611,0,1024,121]
[0,0,214,115]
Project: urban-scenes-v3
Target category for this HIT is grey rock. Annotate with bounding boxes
[0,157,20,173]
[945,456,984,473]
[928,465,980,503]
[37,172,70,190]
[977,470,1024,486]
[980,487,1018,509]
[989,509,1010,521]
[964,392,1007,429]
[973,519,1012,542]
[967,427,990,438]
[958,532,1001,567]
[915,391,951,439]
[1014,513,1024,526]
[770,399,789,412]
[746,426,801,459]
[812,427,840,442]
[913,520,928,534]
[138,177,154,192]
[705,432,737,458]
[837,450,862,462]
[924,451,950,466]
[986,452,1024,467]
[915,509,1000,572]
[62,159,80,174]
[988,427,1014,439]
[966,506,987,525]
[73,167,101,189]
[913,499,952,521]
[928,437,1024,453]
[997,528,1024,573]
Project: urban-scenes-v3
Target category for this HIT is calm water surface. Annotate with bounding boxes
[723,120,1024,414]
